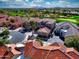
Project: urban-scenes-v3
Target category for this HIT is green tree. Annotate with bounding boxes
[64,36,79,51]
[0,28,10,45]
[30,21,38,30]
[36,37,43,46]
[0,38,10,45]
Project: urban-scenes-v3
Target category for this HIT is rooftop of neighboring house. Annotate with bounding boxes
[8,16,23,27]
[5,44,25,59]
[0,45,13,59]
[5,44,24,55]
[9,31,25,44]
[0,14,8,19]
[37,27,51,34]
[29,17,55,23]
[0,14,79,59]
[30,17,42,23]
[0,15,23,29]
[24,40,79,59]
[56,22,79,37]
[47,35,64,44]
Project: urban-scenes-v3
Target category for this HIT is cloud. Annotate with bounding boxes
[15,0,23,2]
[0,0,79,8]
[25,0,29,2]
[15,0,29,2]
[32,0,44,3]
[1,0,9,1]
[51,0,72,7]
[0,0,10,2]
[45,2,51,5]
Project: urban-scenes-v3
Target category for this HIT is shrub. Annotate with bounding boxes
[30,21,38,30]
[36,37,43,46]
[0,28,10,38]
[0,28,10,45]
[64,36,79,51]
[0,38,10,45]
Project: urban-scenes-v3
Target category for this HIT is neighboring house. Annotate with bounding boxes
[37,27,51,37]
[29,18,56,31]
[29,18,42,23]
[24,40,79,59]
[0,14,8,27]
[0,46,13,59]
[42,18,56,30]
[9,31,25,44]
[23,21,32,31]
[6,44,22,59]
[56,22,79,37]
[0,14,8,19]
[0,18,8,27]
[8,16,23,29]
[0,16,23,29]
[9,31,33,44]
[29,18,42,30]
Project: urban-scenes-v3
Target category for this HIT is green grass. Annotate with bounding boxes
[70,16,79,19]
[56,18,79,25]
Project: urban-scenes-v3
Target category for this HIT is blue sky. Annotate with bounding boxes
[0,0,79,8]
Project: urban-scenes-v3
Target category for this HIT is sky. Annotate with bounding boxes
[0,0,79,8]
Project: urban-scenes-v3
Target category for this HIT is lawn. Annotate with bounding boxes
[70,16,79,19]
[56,18,79,25]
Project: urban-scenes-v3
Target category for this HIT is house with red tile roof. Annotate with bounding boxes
[29,18,56,30]
[37,27,51,37]
[0,14,8,19]
[0,44,23,59]
[5,44,23,59]
[0,18,7,26]
[24,40,79,59]
[0,15,23,29]
[8,16,23,29]
[0,46,13,59]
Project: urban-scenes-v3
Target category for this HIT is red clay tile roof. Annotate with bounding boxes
[30,18,55,23]
[0,14,8,19]
[0,45,13,59]
[38,27,51,34]
[24,40,79,59]
[42,18,55,23]
[30,18,42,23]
[49,42,62,46]
[0,16,23,28]
[67,48,79,59]
[0,18,7,26]
[6,44,22,55]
